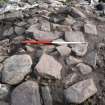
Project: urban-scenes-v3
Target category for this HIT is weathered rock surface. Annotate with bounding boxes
[66,56,82,65]
[35,53,62,79]
[56,46,71,56]
[41,86,53,105]
[84,23,98,35]
[0,101,9,105]
[0,63,3,72]
[11,81,41,105]
[76,63,92,75]
[65,31,88,56]
[2,54,32,85]
[64,79,97,104]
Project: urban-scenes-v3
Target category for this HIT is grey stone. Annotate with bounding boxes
[0,84,10,100]
[35,53,62,79]
[84,50,97,68]
[71,43,88,56]
[27,27,62,41]
[65,31,88,56]
[76,63,92,75]
[63,73,78,88]
[56,46,71,56]
[14,26,25,35]
[0,101,9,105]
[0,63,3,72]
[2,54,32,85]
[3,27,14,36]
[66,55,82,65]
[70,7,86,19]
[84,23,97,35]
[0,56,7,62]
[52,24,72,32]
[64,78,97,104]
[41,86,53,105]
[11,81,41,105]
[40,20,51,32]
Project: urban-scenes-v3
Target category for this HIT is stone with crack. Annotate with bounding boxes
[11,81,41,105]
[2,54,32,85]
[64,78,97,104]
[35,54,62,79]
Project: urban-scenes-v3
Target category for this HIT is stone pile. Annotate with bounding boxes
[0,0,104,105]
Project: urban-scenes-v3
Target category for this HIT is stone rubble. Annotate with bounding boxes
[0,0,104,104]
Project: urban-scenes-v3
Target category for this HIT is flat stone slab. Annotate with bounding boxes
[2,54,32,85]
[64,78,97,104]
[11,81,41,105]
[35,53,62,79]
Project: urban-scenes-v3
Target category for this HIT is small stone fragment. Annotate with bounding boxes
[41,86,53,105]
[14,26,25,35]
[84,23,97,35]
[35,54,62,79]
[11,81,41,105]
[64,79,97,104]
[66,56,82,65]
[56,46,71,56]
[76,63,92,75]
[0,84,10,100]
[2,54,32,85]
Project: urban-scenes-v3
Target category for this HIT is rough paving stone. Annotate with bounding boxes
[63,73,78,88]
[64,78,97,104]
[35,53,62,79]
[84,50,97,68]
[14,26,25,35]
[0,63,3,72]
[76,63,92,75]
[11,81,41,105]
[56,46,71,56]
[2,54,32,85]
[84,23,97,35]
[0,84,10,100]
[0,101,9,105]
[70,7,86,19]
[66,55,82,65]
[65,31,88,56]
[41,86,53,105]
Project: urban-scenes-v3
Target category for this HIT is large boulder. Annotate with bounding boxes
[2,54,32,85]
[11,81,41,105]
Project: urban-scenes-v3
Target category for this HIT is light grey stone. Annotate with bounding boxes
[84,23,97,35]
[3,27,14,36]
[2,54,32,85]
[56,46,71,56]
[64,78,97,104]
[14,26,25,35]
[35,54,62,79]
[76,63,92,75]
[11,81,41,105]
[66,56,82,65]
